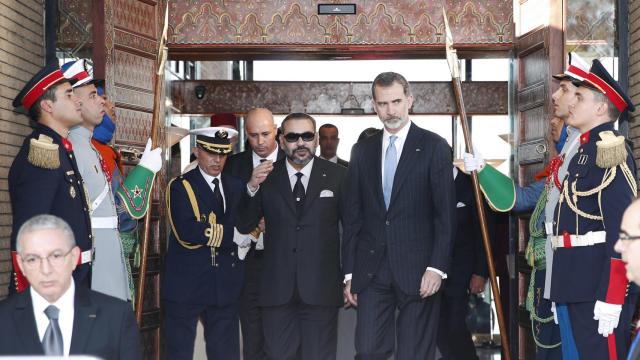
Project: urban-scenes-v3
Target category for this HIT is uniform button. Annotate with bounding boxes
[231,263,235,267]
[84,207,87,211]
[231,251,235,256]
[214,263,219,267]
[89,234,92,238]
[296,226,301,231]
[385,220,390,225]
[579,149,583,153]
[370,249,375,254]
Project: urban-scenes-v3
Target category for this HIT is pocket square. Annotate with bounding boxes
[456,202,466,208]
[320,190,334,198]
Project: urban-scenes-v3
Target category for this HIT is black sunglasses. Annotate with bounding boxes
[283,131,315,143]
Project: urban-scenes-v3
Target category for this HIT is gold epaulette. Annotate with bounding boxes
[27,135,59,169]
[596,131,627,168]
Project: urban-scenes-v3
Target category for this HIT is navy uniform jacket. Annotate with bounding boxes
[162,167,245,306]
[9,124,92,291]
[552,122,636,304]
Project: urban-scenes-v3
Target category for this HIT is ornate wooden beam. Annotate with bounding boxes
[171,80,508,115]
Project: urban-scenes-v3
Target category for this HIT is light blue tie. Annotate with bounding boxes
[383,135,397,209]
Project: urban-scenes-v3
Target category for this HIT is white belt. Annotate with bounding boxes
[545,222,554,236]
[91,182,110,215]
[77,249,93,265]
[551,231,606,249]
[91,216,118,229]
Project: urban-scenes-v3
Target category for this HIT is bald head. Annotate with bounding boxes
[245,108,278,158]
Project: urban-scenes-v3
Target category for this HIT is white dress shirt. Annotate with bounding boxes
[252,147,279,168]
[198,166,226,211]
[31,280,76,356]
[285,158,314,191]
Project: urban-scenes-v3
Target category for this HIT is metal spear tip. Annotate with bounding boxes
[442,7,459,79]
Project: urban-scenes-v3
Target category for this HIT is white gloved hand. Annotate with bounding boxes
[551,302,558,325]
[233,228,252,248]
[139,138,163,173]
[462,151,485,173]
[593,300,622,337]
[255,232,264,250]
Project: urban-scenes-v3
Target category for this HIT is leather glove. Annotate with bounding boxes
[593,300,622,337]
[551,302,558,325]
[139,138,163,173]
[462,151,485,173]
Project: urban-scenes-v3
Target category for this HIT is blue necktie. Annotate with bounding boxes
[383,135,397,209]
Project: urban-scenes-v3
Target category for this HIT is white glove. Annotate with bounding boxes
[462,151,485,173]
[593,300,622,337]
[139,138,163,173]
[255,232,264,250]
[233,228,252,248]
[551,302,558,324]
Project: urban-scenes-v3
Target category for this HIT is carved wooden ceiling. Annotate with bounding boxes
[167,0,514,60]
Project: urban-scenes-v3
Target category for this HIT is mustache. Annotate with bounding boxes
[294,145,311,152]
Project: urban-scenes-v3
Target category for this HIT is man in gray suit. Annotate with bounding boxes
[343,72,456,359]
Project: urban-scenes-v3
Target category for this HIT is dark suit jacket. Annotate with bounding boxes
[342,123,456,295]
[337,157,349,168]
[225,148,286,183]
[237,157,346,307]
[162,168,245,306]
[0,286,141,359]
[442,170,489,297]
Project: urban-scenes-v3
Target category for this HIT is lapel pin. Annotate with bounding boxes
[416,148,421,152]
[322,173,326,177]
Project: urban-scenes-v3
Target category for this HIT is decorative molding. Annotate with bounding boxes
[171,80,507,115]
[168,0,513,48]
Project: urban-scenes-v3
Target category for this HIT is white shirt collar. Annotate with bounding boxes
[285,157,314,179]
[383,120,411,144]
[31,280,75,356]
[453,166,459,179]
[198,166,221,185]
[252,147,279,167]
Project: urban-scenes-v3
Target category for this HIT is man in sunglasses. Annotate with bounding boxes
[238,113,346,360]
[342,72,456,359]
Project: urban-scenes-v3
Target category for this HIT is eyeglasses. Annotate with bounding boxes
[283,132,315,143]
[20,248,74,269]
[618,232,640,242]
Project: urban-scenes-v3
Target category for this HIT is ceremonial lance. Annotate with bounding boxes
[442,8,511,358]
[135,1,169,324]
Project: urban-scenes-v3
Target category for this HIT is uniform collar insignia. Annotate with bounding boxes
[580,131,590,145]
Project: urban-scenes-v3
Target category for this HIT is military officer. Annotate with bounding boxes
[550,59,637,359]
[62,60,163,302]
[162,127,247,359]
[464,52,590,359]
[9,62,93,293]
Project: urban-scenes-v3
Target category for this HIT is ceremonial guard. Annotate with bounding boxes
[63,59,162,301]
[464,53,589,358]
[163,127,246,359]
[9,63,93,293]
[551,59,637,359]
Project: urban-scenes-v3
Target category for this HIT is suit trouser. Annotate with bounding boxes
[239,249,267,360]
[355,255,440,360]
[437,293,478,360]
[163,300,240,360]
[261,286,338,360]
[558,293,638,359]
